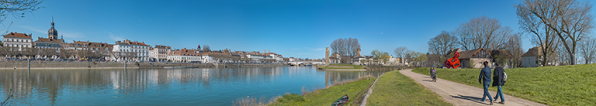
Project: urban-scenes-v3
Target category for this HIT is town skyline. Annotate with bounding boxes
[4,0,596,59]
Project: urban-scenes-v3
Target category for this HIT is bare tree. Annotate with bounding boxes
[21,47,37,59]
[403,50,414,65]
[517,0,594,65]
[0,0,44,23]
[203,44,210,51]
[454,16,513,51]
[517,4,561,67]
[0,47,6,58]
[578,37,596,64]
[557,40,572,65]
[393,47,408,63]
[60,49,75,59]
[504,33,524,67]
[428,30,459,65]
[330,38,360,63]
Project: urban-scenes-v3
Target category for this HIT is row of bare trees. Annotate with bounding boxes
[425,0,596,67]
[0,47,135,61]
[517,0,595,65]
[330,38,360,63]
[454,16,516,51]
[426,16,524,67]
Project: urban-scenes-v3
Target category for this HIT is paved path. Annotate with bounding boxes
[399,69,546,106]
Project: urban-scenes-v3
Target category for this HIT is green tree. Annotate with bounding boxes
[410,52,427,67]
[371,50,390,64]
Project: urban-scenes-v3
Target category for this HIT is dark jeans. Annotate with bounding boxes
[495,85,504,102]
[481,82,493,102]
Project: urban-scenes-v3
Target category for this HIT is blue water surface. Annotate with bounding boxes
[0,66,383,106]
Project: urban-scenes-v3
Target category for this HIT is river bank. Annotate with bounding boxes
[265,76,376,106]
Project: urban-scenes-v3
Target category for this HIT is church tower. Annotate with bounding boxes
[48,18,58,40]
[325,46,329,63]
[357,47,361,57]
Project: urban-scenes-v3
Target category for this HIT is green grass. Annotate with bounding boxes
[367,70,452,106]
[320,64,365,69]
[329,64,354,66]
[412,64,596,106]
[269,77,375,106]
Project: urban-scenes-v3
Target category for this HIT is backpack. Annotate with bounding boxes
[503,71,507,82]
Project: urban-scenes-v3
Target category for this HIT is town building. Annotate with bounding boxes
[35,19,65,49]
[3,32,33,49]
[458,48,492,68]
[63,41,113,60]
[167,48,202,62]
[521,47,558,67]
[149,45,171,62]
[112,39,150,62]
[329,53,341,63]
[35,36,64,49]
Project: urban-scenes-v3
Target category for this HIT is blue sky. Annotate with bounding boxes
[3,0,594,59]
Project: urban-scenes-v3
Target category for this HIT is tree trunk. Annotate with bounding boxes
[570,53,576,65]
[542,55,547,66]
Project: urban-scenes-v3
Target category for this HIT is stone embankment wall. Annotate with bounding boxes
[0,61,285,69]
[216,64,286,68]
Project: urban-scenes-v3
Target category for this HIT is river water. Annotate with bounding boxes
[0,66,385,106]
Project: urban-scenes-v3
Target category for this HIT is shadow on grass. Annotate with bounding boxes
[450,94,492,105]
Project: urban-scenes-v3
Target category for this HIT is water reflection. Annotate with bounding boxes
[0,67,385,106]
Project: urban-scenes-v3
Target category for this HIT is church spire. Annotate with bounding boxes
[51,16,54,27]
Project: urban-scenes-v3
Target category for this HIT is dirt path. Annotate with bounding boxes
[399,69,546,106]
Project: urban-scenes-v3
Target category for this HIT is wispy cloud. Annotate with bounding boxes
[18,26,45,33]
[311,48,325,51]
[108,32,124,41]
[291,47,326,51]
[18,26,84,38]
[60,31,84,38]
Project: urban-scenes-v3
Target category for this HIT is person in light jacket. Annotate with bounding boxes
[492,63,505,104]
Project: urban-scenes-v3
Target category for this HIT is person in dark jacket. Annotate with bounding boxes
[479,61,493,105]
[492,63,505,104]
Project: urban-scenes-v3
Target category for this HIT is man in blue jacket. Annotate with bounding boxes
[479,61,493,105]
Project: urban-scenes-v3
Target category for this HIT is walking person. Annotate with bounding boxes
[492,63,505,104]
[479,61,493,105]
[430,67,437,82]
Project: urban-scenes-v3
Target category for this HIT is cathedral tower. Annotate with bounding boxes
[48,18,58,40]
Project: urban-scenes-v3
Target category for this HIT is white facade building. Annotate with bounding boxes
[112,39,150,62]
[166,55,202,63]
[3,32,33,49]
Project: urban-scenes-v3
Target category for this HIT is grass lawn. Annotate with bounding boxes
[320,64,365,69]
[367,70,451,106]
[268,77,376,106]
[329,64,354,66]
[412,64,596,106]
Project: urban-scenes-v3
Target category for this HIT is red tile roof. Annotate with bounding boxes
[4,32,32,39]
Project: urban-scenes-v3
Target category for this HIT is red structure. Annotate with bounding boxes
[444,51,461,69]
